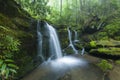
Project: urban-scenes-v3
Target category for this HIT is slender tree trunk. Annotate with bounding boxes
[76,0,78,25]
[60,0,62,16]
[79,0,83,23]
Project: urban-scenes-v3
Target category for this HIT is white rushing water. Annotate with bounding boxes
[37,21,44,61]
[74,30,79,43]
[45,23,62,58]
[67,27,78,54]
[37,21,62,60]
[37,21,85,60]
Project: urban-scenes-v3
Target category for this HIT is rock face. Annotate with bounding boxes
[0,0,37,78]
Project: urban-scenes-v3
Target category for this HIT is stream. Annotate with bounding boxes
[21,54,104,80]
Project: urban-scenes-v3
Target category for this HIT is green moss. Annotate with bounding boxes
[115,60,120,65]
[97,40,120,47]
[97,60,113,72]
[90,47,120,55]
[0,0,36,79]
[13,17,30,28]
[100,48,120,55]
[96,32,109,40]
[90,41,96,47]
[0,13,16,29]
[0,25,9,32]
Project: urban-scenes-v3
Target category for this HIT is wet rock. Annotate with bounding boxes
[58,72,71,80]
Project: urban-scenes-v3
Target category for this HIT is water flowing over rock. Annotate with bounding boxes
[65,27,78,54]
[73,30,79,43]
[37,21,62,60]
[37,21,44,61]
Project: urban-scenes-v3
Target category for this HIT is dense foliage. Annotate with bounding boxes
[0,26,19,79]
[15,0,50,19]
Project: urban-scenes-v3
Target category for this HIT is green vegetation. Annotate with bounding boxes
[98,48,120,55]
[96,40,120,47]
[97,60,113,72]
[115,60,120,65]
[0,26,20,79]
[0,0,36,79]
[90,48,120,55]
[0,0,120,79]
[90,41,96,47]
[15,0,50,19]
[89,40,120,56]
[0,59,19,79]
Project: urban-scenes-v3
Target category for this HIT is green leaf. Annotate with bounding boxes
[0,59,3,65]
[5,59,14,63]
[5,68,10,79]
[1,63,6,71]
[9,68,17,73]
[8,64,19,69]
[1,63,7,75]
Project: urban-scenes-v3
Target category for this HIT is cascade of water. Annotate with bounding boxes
[37,21,62,60]
[37,21,44,61]
[45,22,62,59]
[74,30,79,43]
[67,27,78,54]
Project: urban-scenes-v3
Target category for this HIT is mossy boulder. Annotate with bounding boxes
[89,40,120,48]
[86,40,120,60]
[90,47,120,55]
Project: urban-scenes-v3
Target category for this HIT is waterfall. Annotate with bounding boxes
[67,27,78,54]
[74,30,79,43]
[37,21,62,60]
[37,21,44,61]
[45,23,62,59]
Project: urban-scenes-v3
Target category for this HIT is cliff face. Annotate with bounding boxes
[0,0,37,77]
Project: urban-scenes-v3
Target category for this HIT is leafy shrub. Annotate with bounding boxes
[0,27,20,79]
[105,18,120,39]
[0,59,19,79]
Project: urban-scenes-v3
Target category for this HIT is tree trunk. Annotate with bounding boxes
[60,0,62,16]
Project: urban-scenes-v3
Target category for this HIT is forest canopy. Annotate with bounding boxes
[15,0,120,26]
[15,0,120,40]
